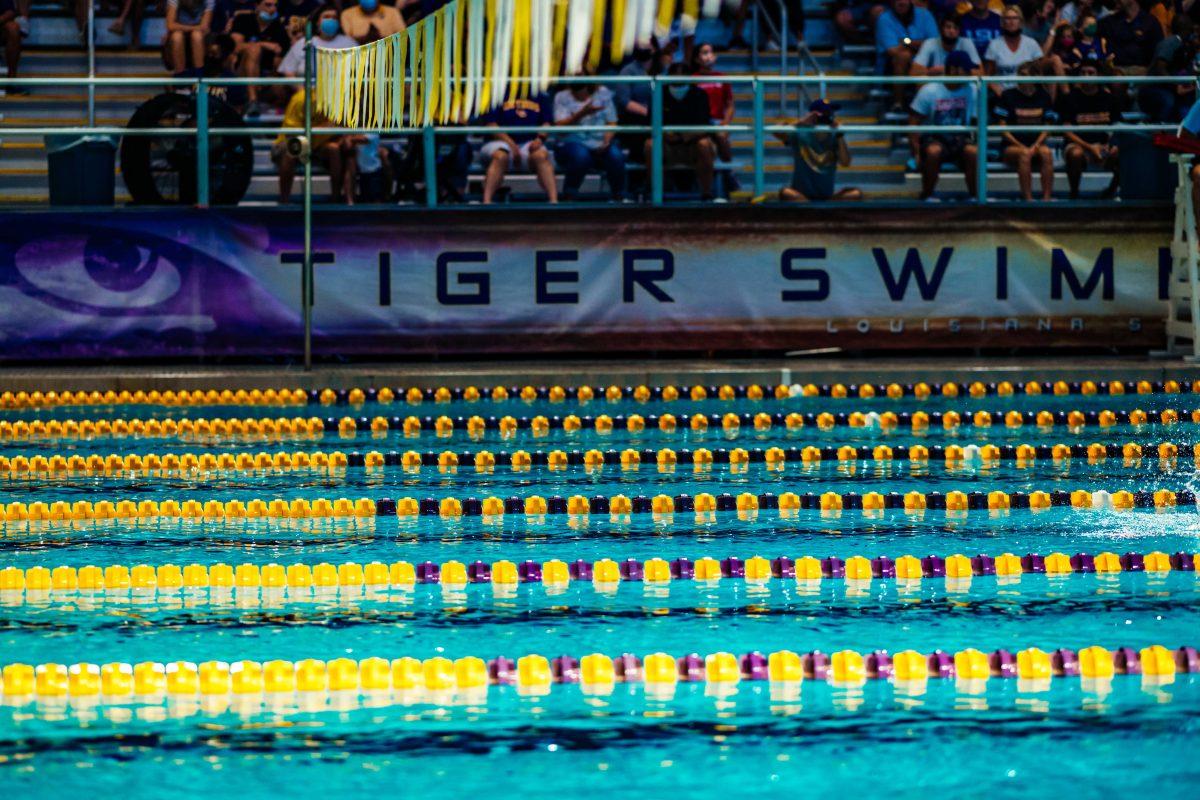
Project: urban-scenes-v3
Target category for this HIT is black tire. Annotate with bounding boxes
[120,91,254,205]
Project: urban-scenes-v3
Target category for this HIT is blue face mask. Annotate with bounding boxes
[668,85,689,100]
[259,10,277,21]
[359,0,378,11]
[319,17,339,36]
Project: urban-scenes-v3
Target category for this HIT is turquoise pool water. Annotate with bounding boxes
[0,386,1197,797]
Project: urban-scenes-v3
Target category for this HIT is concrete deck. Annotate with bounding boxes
[2,356,1199,393]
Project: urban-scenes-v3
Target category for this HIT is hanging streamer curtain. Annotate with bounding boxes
[314,0,722,128]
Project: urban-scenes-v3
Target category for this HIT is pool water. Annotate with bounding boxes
[0,383,1197,797]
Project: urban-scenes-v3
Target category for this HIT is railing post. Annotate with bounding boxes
[975,78,988,205]
[651,77,663,206]
[195,80,209,208]
[753,78,764,198]
[86,0,95,126]
[423,126,438,207]
[750,3,759,73]
[779,5,787,116]
[302,21,314,371]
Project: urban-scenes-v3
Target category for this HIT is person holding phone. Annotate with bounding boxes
[775,99,863,202]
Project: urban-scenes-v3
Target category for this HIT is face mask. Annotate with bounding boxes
[319,17,339,36]
[668,85,690,100]
[1059,35,1074,47]
[359,0,378,11]
[943,34,959,47]
[1083,23,1096,34]
[259,10,277,21]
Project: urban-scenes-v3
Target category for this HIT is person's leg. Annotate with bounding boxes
[110,0,132,33]
[714,131,732,163]
[239,42,262,103]
[2,20,19,80]
[188,28,205,68]
[129,0,145,46]
[167,30,186,71]
[1064,143,1085,198]
[1035,144,1054,201]
[528,145,558,203]
[599,144,626,200]
[919,139,944,199]
[729,0,749,45]
[1101,145,1119,197]
[693,136,716,199]
[326,140,345,202]
[961,144,978,199]
[1004,145,1033,201]
[481,145,510,204]
[833,186,863,200]
[780,186,807,201]
[557,140,590,199]
[887,47,912,108]
[276,150,296,203]
[341,138,358,204]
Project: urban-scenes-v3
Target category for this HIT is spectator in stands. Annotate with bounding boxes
[1074,13,1111,61]
[1060,58,1121,197]
[985,5,1044,91]
[961,0,1004,56]
[478,93,558,204]
[909,50,979,199]
[1057,0,1098,26]
[280,0,321,40]
[0,0,22,93]
[911,14,982,76]
[834,0,886,45]
[273,88,357,203]
[351,133,393,201]
[1140,14,1196,121]
[875,0,940,110]
[165,0,215,74]
[998,61,1055,199]
[214,0,257,33]
[1042,21,1083,78]
[611,46,654,192]
[279,6,356,76]
[645,62,718,201]
[231,0,291,116]
[340,0,405,44]
[1100,0,1163,72]
[203,34,249,106]
[1025,0,1058,42]
[553,77,626,201]
[108,0,148,48]
[775,98,862,201]
[691,42,734,162]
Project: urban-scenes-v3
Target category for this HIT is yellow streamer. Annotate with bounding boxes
[609,0,626,62]
[587,0,605,71]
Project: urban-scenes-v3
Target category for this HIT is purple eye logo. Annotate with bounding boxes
[82,237,164,293]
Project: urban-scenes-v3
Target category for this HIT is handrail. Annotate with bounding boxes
[794,42,827,116]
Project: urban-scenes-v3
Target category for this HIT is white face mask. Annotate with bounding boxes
[668,86,690,100]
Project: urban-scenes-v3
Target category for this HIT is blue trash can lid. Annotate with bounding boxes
[43,134,118,155]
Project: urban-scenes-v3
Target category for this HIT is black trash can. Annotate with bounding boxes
[1115,131,1176,202]
[45,135,117,206]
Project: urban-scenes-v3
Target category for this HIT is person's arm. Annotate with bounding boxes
[836,129,852,167]
[165,3,189,32]
[910,40,937,75]
[197,2,213,30]
[720,83,734,125]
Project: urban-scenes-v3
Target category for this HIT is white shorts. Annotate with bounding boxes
[479,139,552,171]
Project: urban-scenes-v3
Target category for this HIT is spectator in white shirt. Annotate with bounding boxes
[911,15,982,77]
[985,4,1045,93]
[278,5,357,77]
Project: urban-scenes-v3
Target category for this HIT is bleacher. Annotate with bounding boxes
[0,0,1130,205]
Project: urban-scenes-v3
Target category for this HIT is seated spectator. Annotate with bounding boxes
[611,46,654,188]
[230,0,291,116]
[164,0,215,74]
[834,0,886,45]
[553,78,626,201]
[985,5,1044,92]
[1059,59,1120,197]
[280,0,321,40]
[478,93,557,204]
[912,15,982,76]
[272,88,356,203]
[340,0,405,44]
[908,50,979,199]
[875,0,940,111]
[998,62,1055,200]
[279,6,357,76]
[1074,14,1111,62]
[692,42,734,162]
[775,99,862,202]
[1042,21,1082,77]
[1139,15,1196,122]
[352,133,394,201]
[1025,0,1058,43]
[645,63,717,201]
[1100,0,1163,73]
[1057,0,1099,26]
[0,0,22,93]
[961,0,1003,56]
[202,34,248,108]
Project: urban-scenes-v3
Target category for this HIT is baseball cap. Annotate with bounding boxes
[809,98,842,115]
[945,50,975,71]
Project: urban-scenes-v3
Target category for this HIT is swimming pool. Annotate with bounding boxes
[0,377,1197,797]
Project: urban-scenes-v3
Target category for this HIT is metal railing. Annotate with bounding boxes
[0,73,1189,207]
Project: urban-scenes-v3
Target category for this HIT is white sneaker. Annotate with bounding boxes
[17,15,29,37]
